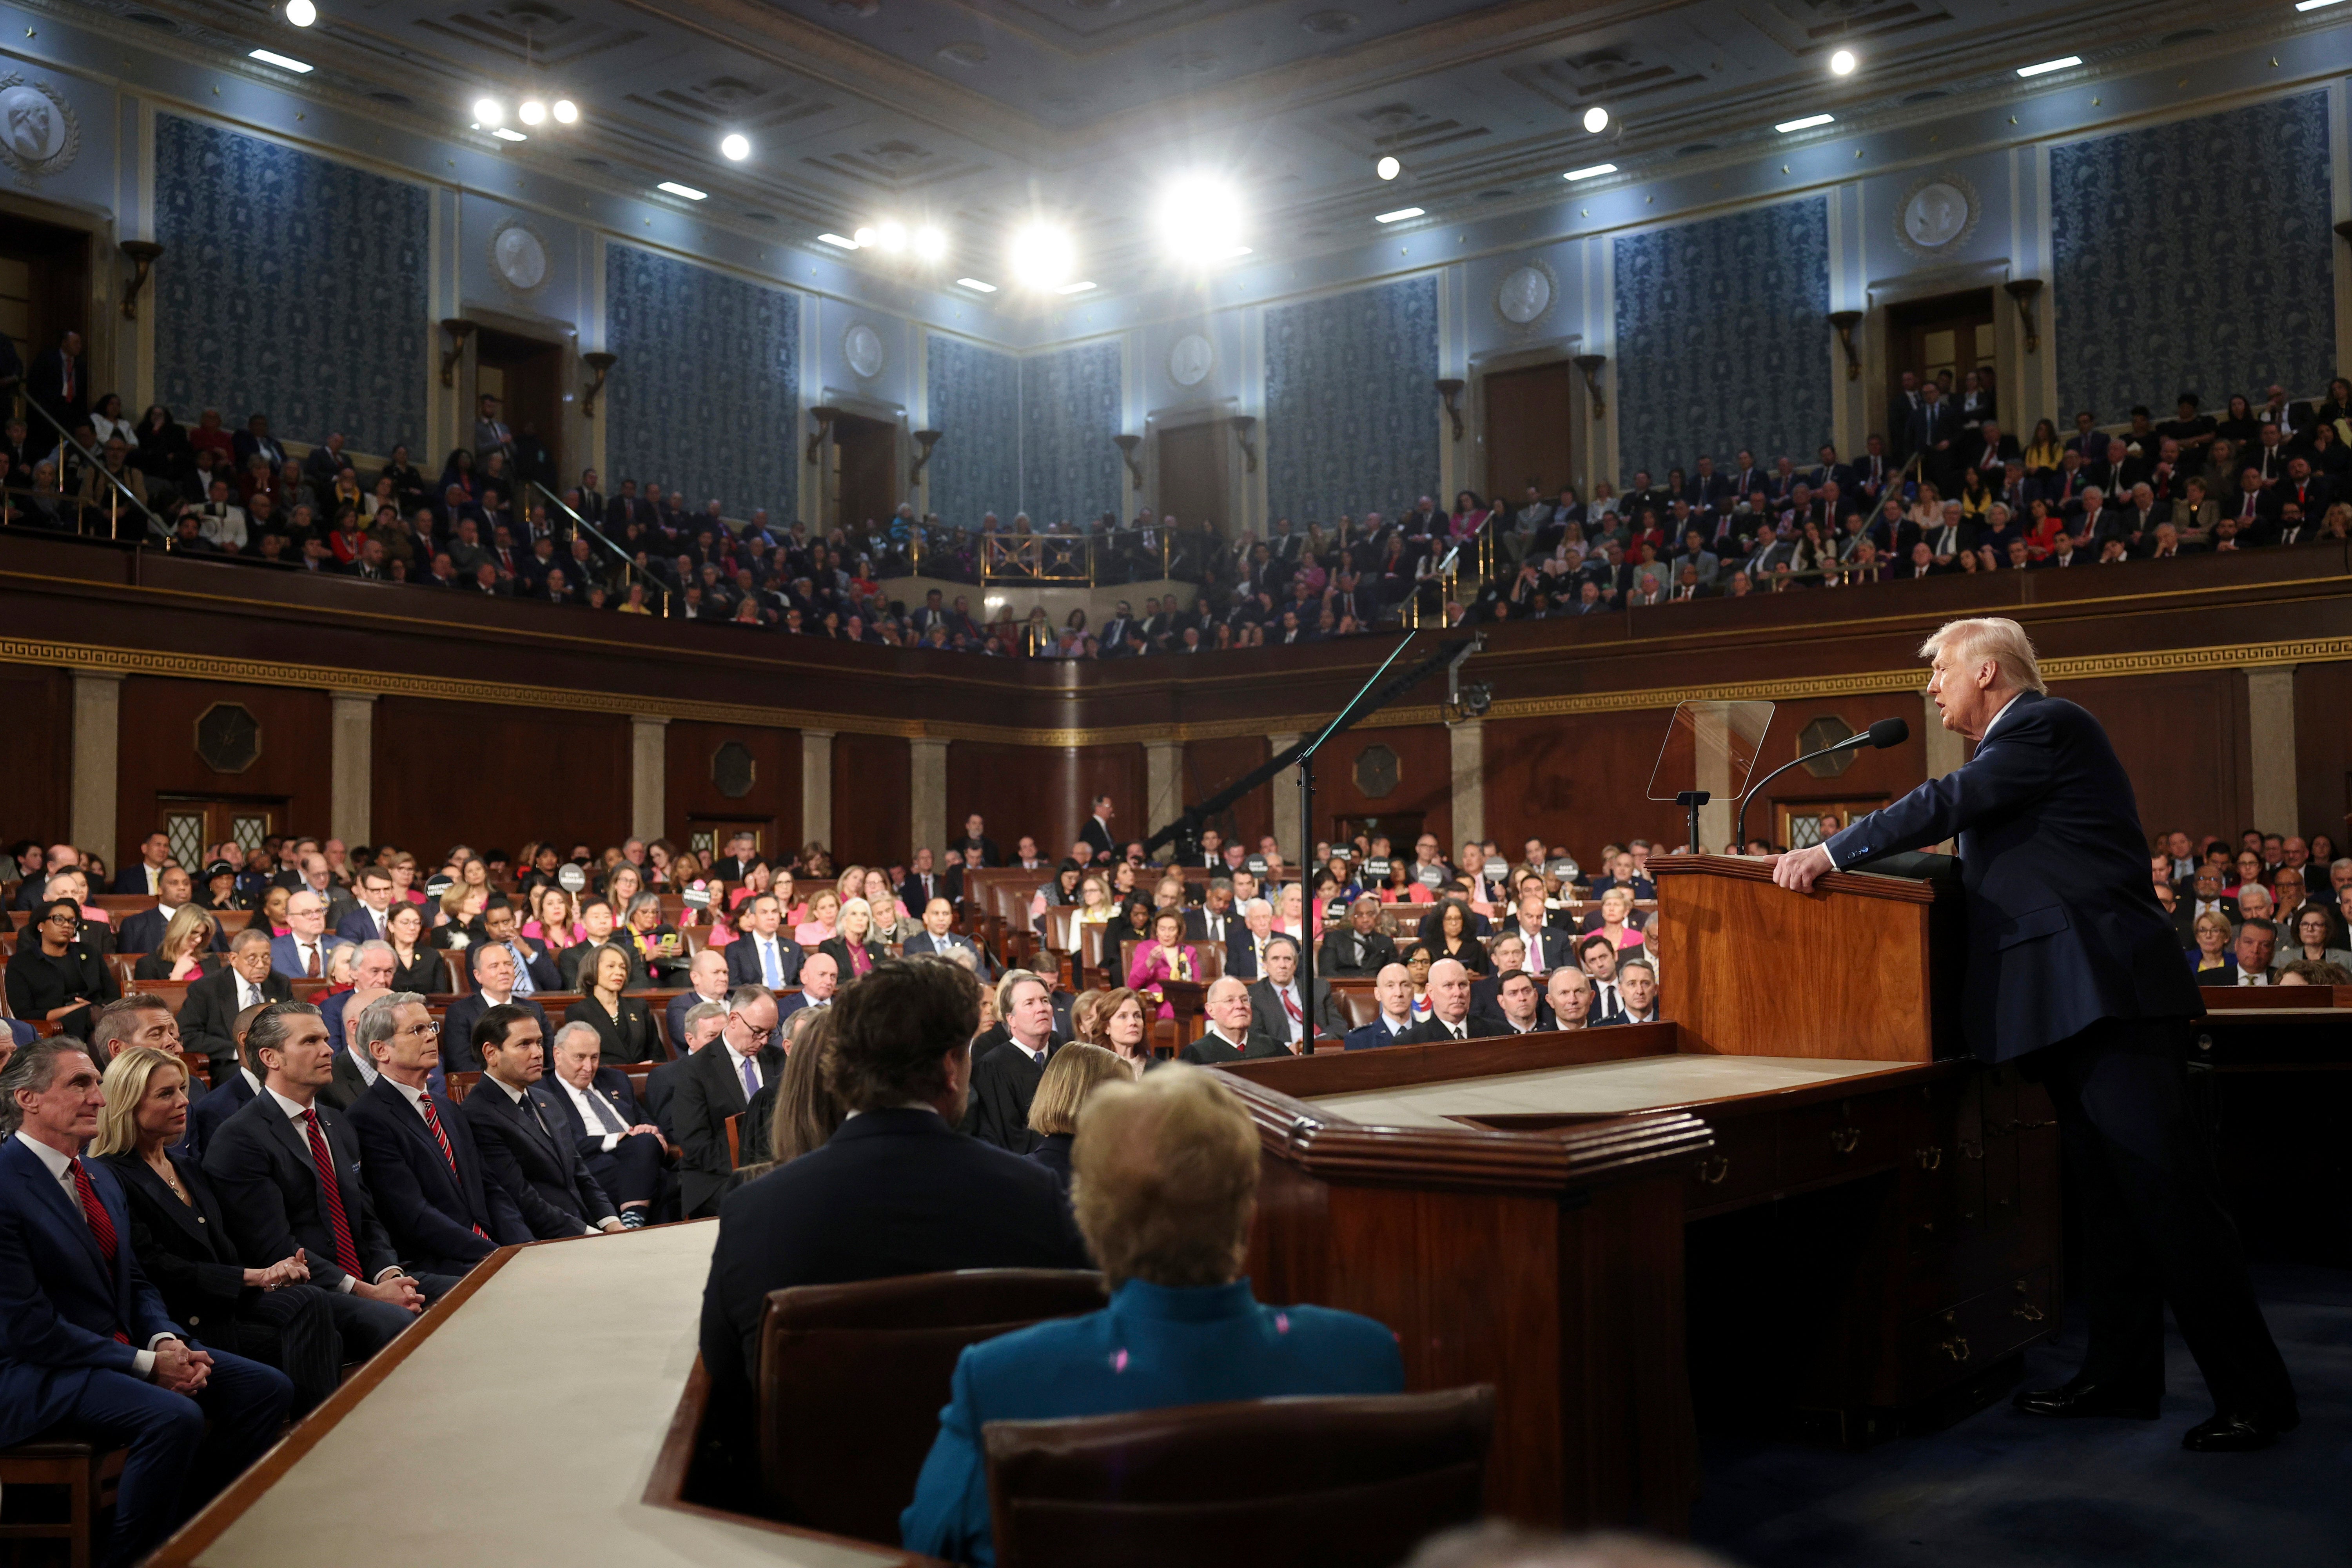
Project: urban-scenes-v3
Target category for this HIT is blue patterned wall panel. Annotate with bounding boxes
[1265,276,1440,523]
[925,334,1022,525]
[153,115,428,456]
[1613,196,1830,481]
[1019,341,1122,527]
[2051,92,2334,424]
[604,244,798,523]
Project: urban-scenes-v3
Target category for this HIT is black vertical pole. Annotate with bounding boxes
[1297,753,1316,1054]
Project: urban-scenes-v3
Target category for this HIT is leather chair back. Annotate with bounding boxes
[1191,940,1225,982]
[439,949,471,995]
[1330,981,1379,1029]
[758,1269,1107,1543]
[984,1387,1494,1568]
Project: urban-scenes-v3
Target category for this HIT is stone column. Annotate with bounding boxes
[329,692,379,848]
[1448,719,1486,850]
[909,737,949,858]
[2243,666,2298,835]
[801,729,837,854]
[1267,732,1304,860]
[1922,692,1966,780]
[69,670,125,867]
[630,715,670,844]
[1144,738,1185,848]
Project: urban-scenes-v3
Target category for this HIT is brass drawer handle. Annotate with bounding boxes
[1828,1126,1861,1155]
[1939,1336,1972,1362]
[1915,1146,1942,1170]
[1697,1154,1730,1185]
[2012,1301,2045,1322]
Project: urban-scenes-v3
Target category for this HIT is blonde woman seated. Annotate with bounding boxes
[794,887,841,946]
[2187,910,2234,976]
[1125,908,1200,1019]
[819,896,889,981]
[1074,873,1117,929]
[1022,1041,1131,1190]
[902,1065,1405,1566]
[134,906,223,981]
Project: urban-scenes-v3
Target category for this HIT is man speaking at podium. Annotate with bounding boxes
[1772,616,2295,1452]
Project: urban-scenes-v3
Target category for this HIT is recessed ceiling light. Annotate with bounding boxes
[1563,163,1617,181]
[853,225,877,247]
[1055,281,1097,295]
[473,96,503,125]
[249,47,313,72]
[1582,106,1609,134]
[283,0,316,25]
[491,127,527,142]
[1156,174,1247,265]
[956,277,998,292]
[552,99,578,123]
[817,232,861,249]
[913,225,948,260]
[658,181,708,200]
[1776,113,1835,132]
[2294,0,2345,9]
[1374,206,1424,223]
[1376,155,1401,180]
[1829,48,1857,75]
[1008,223,1076,289]
[720,132,751,161]
[519,99,546,125]
[2015,55,2082,76]
[875,219,908,252]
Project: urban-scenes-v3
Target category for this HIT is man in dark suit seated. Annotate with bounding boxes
[0,1038,294,1568]
[902,1062,1403,1565]
[269,891,349,982]
[1343,963,1417,1051]
[2209,919,2277,986]
[666,949,732,1052]
[1242,935,1343,1053]
[898,848,947,913]
[723,893,802,991]
[1776,615,2295,1450]
[319,945,399,1055]
[457,1005,624,1240]
[116,866,225,962]
[1176,976,1290,1063]
[343,993,530,1276]
[1591,959,1659,1025]
[1397,958,1508,1044]
[475,900,562,994]
[648,1000,726,1134]
[333,866,401,946]
[542,1020,671,1227]
[441,943,548,1072]
[1316,893,1399,977]
[699,958,1089,1475]
[669,985,785,1218]
[111,833,173,897]
[185,1001,271,1159]
[963,970,1067,1153]
[1544,969,1598,1031]
[179,929,292,1083]
[902,897,990,976]
[203,1002,452,1361]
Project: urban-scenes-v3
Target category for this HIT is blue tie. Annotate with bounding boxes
[762,939,780,987]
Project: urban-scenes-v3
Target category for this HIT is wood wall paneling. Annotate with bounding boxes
[116,677,332,855]
[829,732,910,868]
[2292,661,2352,846]
[370,699,629,857]
[2053,671,2249,843]
[1736,691,1929,848]
[945,742,1144,864]
[664,722,802,864]
[1313,724,1453,857]
[1182,736,1273,853]
[0,668,72,846]
[1483,711,1682,869]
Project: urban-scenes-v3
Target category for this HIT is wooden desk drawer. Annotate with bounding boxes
[1777,1090,1907,1191]
[1685,1113,1777,1213]
[1897,1265,2055,1401]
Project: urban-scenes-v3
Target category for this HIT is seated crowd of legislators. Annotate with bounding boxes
[9,338,2348,655]
[2,804,2345,1565]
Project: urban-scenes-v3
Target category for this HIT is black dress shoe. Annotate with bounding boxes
[2013,1379,2162,1420]
[2181,1408,2299,1452]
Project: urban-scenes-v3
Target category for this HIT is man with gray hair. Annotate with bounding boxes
[543,1019,668,1226]
[647,999,726,1132]
[345,992,529,1276]
[180,926,293,1082]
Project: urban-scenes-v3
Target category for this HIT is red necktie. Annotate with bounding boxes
[417,1094,490,1239]
[69,1160,132,1343]
[301,1109,366,1279]
[305,943,321,978]
[1282,988,1303,1023]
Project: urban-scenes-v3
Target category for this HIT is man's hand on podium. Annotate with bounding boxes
[1771,844,1834,893]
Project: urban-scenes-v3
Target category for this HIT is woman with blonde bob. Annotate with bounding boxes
[1021,1042,1130,1190]
[903,1064,1405,1566]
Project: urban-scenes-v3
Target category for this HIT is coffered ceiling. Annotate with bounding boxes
[81,0,2312,301]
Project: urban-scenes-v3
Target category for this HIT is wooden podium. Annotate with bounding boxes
[1216,856,2060,1531]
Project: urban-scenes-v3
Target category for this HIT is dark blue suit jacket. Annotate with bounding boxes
[269,932,350,979]
[183,1066,258,1159]
[902,1279,1405,1566]
[722,931,802,989]
[1824,691,2202,1062]
[1343,1016,1413,1051]
[456,1076,613,1238]
[345,1075,530,1272]
[0,1137,183,1448]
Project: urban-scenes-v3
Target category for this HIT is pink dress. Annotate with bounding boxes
[1127,943,1199,1020]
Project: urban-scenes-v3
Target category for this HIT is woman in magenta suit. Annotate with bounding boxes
[1125,908,1199,1020]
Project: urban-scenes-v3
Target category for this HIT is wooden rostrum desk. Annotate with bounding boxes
[1214,856,2060,1532]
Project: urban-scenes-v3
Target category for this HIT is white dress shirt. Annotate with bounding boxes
[755,935,787,987]
[723,1041,765,1094]
[236,972,268,1011]
[11,1132,179,1376]
[1267,981,1305,1042]
[558,1076,628,1150]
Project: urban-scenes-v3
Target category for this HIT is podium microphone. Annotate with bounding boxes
[1735,719,1909,848]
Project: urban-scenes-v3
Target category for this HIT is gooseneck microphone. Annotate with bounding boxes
[1734,718,1910,849]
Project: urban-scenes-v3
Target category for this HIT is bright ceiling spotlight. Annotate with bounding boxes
[1375,154,1401,181]
[1007,223,1076,290]
[519,99,547,125]
[1582,105,1609,134]
[473,96,504,127]
[1155,174,1246,265]
[875,219,908,252]
[852,225,878,247]
[913,224,949,261]
[284,0,317,26]
[720,132,751,161]
[1829,47,1857,75]
[551,98,579,124]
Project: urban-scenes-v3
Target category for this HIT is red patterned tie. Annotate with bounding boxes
[301,1109,367,1279]
[68,1159,131,1343]
[417,1093,490,1240]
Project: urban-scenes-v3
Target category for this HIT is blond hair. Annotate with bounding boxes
[1071,1063,1259,1289]
[93,1045,187,1157]
[1919,616,2046,695]
[159,904,218,961]
[1026,1042,1129,1137]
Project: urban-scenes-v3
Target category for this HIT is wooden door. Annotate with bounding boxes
[157,797,279,871]
[0,213,92,428]
[686,818,773,865]
[1774,798,1889,851]
[1156,421,1228,534]
[1483,361,1574,508]
[1887,290,1994,390]
[474,327,565,495]
[833,414,897,536]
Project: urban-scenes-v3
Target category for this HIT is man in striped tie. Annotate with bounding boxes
[0,1038,293,1566]
[204,1003,457,1361]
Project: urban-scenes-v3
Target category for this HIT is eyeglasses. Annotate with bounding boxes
[400,1020,442,1039]
[42,911,80,926]
[730,1017,773,1043]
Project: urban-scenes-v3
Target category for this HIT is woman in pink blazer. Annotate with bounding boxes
[1125,908,1200,1020]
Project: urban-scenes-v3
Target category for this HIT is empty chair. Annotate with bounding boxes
[757,1269,1107,1541]
[983,1387,1494,1568]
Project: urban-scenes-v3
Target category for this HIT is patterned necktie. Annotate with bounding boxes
[67,1160,131,1343]
[416,1094,490,1239]
[301,1109,366,1279]
[581,1086,626,1136]
[507,944,534,997]
[305,943,321,978]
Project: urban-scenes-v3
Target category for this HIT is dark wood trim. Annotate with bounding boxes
[1218,1024,1679,1097]
[1651,855,1939,904]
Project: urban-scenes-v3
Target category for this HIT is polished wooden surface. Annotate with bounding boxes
[1653,857,1953,1063]
[669,721,803,858]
